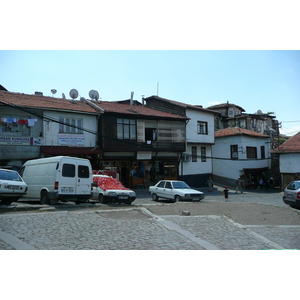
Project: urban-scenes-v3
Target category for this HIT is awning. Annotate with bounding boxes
[41,146,103,155]
[0,145,40,160]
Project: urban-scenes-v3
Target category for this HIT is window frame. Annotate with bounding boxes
[201,146,206,162]
[117,118,136,140]
[197,121,208,135]
[192,146,197,162]
[246,146,257,159]
[59,117,83,134]
[231,145,238,160]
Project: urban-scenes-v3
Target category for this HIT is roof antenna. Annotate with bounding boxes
[157,82,159,96]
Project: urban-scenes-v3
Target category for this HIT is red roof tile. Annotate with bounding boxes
[97,101,188,120]
[271,131,300,153]
[215,127,270,138]
[0,91,99,114]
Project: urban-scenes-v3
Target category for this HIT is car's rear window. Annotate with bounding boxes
[287,181,300,190]
[0,170,22,181]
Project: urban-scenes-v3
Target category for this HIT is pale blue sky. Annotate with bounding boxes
[1,50,299,135]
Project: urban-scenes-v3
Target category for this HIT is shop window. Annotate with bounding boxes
[246,147,257,159]
[231,145,238,160]
[197,121,208,135]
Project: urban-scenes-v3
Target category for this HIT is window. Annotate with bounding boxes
[78,165,90,178]
[231,145,238,160]
[261,146,265,159]
[192,146,197,162]
[246,147,257,159]
[117,119,136,140]
[197,121,208,135]
[59,117,83,134]
[201,147,206,162]
[62,164,75,177]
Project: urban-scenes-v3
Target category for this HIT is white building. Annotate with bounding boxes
[212,127,271,188]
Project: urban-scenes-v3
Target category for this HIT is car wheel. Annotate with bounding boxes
[99,194,106,204]
[0,198,13,205]
[174,195,181,203]
[40,190,50,205]
[152,193,159,201]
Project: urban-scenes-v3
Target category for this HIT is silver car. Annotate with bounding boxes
[149,180,204,203]
[0,169,28,205]
[283,180,300,209]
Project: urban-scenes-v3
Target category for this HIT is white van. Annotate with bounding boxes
[19,156,93,205]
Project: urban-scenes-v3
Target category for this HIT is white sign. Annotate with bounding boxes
[58,134,84,146]
[137,151,152,160]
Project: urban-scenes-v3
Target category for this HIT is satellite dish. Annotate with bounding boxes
[51,89,57,96]
[80,97,86,102]
[89,90,96,100]
[257,109,263,115]
[62,93,66,99]
[69,89,79,100]
[94,91,100,101]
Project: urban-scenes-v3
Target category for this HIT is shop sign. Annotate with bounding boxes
[58,134,84,146]
[0,136,31,145]
[137,151,152,160]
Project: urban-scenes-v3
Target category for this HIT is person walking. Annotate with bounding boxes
[206,177,213,192]
[235,177,243,193]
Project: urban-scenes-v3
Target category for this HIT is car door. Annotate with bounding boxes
[163,181,173,200]
[155,181,166,198]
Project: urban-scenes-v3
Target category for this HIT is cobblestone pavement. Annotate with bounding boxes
[1,207,299,250]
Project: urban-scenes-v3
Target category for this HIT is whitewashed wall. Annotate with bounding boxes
[280,153,300,173]
[43,111,97,147]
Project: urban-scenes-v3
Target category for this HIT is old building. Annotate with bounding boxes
[144,95,220,187]
[212,127,271,188]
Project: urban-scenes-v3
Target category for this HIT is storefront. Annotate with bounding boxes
[99,151,180,189]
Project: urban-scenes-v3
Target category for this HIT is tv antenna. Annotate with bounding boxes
[69,89,79,100]
[62,93,66,99]
[51,89,57,97]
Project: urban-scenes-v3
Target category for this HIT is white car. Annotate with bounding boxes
[0,169,28,205]
[92,175,136,205]
[283,180,300,209]
[149,180,204,203]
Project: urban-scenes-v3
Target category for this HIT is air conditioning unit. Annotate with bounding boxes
[183,154,191,162]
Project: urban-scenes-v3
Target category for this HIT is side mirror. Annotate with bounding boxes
[92,182,98,187]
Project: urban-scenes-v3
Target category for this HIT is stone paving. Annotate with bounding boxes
[1,207,299,250]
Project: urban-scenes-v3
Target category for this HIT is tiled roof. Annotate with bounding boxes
[0,90,100,114]
[97,101,189,120]
[207,102,245,112]
[271,131,300,153]
[215,127,270,138]
[144,95,220,115]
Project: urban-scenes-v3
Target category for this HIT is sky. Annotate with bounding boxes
[1,50,299,136]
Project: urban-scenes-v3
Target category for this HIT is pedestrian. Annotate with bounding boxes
[206,177,213,192]
[268,177,274,191]
[235,177,243,193]
[258,178,264,190]
[223,186,229,201]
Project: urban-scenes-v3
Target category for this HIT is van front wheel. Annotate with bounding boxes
[41,190,50,205]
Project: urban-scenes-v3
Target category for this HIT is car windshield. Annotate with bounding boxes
[287,181,300,190]
[172,182,190,189]
[0,170,22,181]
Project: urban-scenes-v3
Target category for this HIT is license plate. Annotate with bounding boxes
[193,198,200,201]
[61,188,74,193]
[119,196,128,199]
[8,186,19,190]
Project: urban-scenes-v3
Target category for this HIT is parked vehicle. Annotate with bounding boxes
[92,175,136,204]
[0,169,28,205]
[149,180,204,203]
[283,180,300,209]
[19,156,93,205]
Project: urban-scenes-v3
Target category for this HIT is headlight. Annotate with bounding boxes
[108,192,117,196]
[185,194,191,197]
[129,192,136,197]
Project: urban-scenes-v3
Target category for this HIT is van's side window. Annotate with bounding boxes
[62,164,75,177]
[78,165,90,178]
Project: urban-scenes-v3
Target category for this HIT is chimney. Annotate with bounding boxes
[130,91,134,111]
[35,91,43,96]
